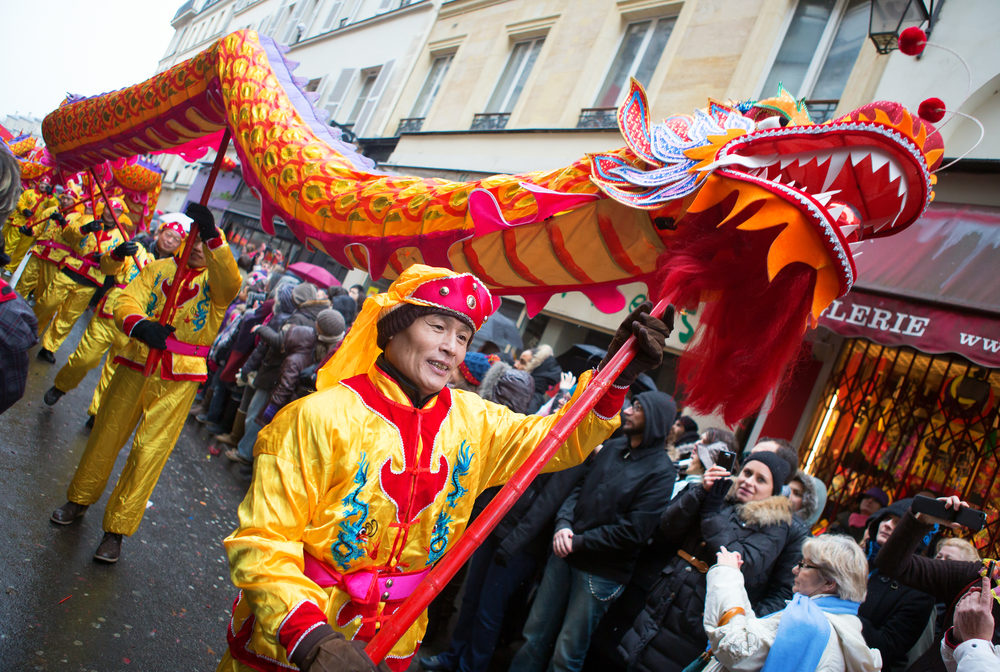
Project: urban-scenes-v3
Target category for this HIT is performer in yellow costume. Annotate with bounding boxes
[43,242,152,415]
[49,203,240,563]
[33,197,130,363]
[217,264,672,672]
[4,181,57,271]
[15,185,84,298]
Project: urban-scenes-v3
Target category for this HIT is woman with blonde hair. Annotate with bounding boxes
[935,537,981,563]
[701,534,882,671]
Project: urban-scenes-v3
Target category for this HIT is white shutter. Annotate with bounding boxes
[321,0,344,31]
[324,68,357,121]
[352,60,394,137]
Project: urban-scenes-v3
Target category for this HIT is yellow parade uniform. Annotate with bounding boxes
[3,188,48,271]
[15,202,82,298]
[33,213,125,353]
[7,196,58,270]
[64,235,240,536]
[218,363,626,672]
[52,247,151,405]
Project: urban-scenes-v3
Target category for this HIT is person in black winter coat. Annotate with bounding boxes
[508,390,678,672]
[873,496,992,672]
[858,498,936,672]
[617,452,796,672]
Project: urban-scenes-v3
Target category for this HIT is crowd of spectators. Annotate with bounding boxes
[166,241,1000,672]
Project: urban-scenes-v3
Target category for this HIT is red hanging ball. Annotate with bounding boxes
[918,97,946,123]
[898,26,927,55]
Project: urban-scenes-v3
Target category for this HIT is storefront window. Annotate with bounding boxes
[803,338,1000,554]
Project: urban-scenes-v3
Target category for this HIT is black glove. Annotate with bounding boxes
[21,208,31,217]
[19,225,33,235]
[702,477,732,514]
[49,211,67,225]
[598,301,674,384]
[80,220,102,234]
[0,251,9,267]
[294,628,382,672]
[130,319,175,350]
[185,202,218,242]
[111,241,139,260]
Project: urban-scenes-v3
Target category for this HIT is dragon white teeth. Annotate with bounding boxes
[840,223,859,238]
[849,150,869,167]
[869,152,890,173]
[813,190,840,206]
[780,156,797,170]
[821,152,848,191]
[887,159,902,183]
[828,204,846,220]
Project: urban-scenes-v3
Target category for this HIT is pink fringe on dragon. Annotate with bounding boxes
[39,30,943,422]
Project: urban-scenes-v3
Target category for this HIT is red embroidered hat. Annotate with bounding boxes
[316,264,498,390]
[408,273,496,332]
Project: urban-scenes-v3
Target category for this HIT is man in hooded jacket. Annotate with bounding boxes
[510,390,678,672]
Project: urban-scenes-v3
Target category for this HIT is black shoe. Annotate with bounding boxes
[93,532,123,564]
[50,501,88,525]
[418,654,454,671]
[36,348,56,364]
[43,386,65,406]
[85,415,96,429]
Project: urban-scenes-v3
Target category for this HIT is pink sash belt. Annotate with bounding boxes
[164,335,210,358]
[302,552,430,606]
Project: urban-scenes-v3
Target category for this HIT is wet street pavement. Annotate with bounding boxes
[0,318,251,671]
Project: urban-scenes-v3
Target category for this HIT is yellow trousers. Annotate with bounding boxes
[53,311,128,397]
[15,255,58,299]
[66,366,198,536]
[87,338,126,417]
[34,272,97,352]
[6,233,34,271]
[3,225,26,271]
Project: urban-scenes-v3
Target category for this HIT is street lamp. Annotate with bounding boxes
[868,0,935,54]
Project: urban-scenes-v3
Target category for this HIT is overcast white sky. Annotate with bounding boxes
[1,0,179,122]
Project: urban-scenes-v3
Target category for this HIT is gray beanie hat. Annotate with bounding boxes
[292,282,317,306]
[315,309,345,343]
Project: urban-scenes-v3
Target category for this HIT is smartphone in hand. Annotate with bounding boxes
[911,495,987,532]
[716,450,736,473]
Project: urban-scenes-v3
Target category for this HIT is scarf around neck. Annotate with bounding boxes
[760,593,860,672]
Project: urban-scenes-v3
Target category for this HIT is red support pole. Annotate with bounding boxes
[142,128,232,377]
[363,298,671,664]
[87,168,133,243]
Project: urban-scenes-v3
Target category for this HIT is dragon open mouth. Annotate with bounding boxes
[710,101,942,247]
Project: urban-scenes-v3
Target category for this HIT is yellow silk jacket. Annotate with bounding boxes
[95,245,151,320]
[60,215,125,286]
[31,208,81,265]
[222,364,627,670]
[113,237,240,381]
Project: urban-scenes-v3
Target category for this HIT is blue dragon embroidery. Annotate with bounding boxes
[146,272,163,315]
[331,451,371,570]
[428,440,473,563]
[192,286,210,330]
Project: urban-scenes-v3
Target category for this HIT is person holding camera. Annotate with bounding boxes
[617,452,798,672]
[875,496,999,671]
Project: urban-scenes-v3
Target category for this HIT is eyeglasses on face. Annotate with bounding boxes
[796,560,823,571]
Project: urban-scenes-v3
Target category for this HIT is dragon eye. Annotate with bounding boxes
[757,116,783,130]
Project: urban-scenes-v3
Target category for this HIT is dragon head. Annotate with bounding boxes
[590,80,944,422]
[591,80,944,320]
